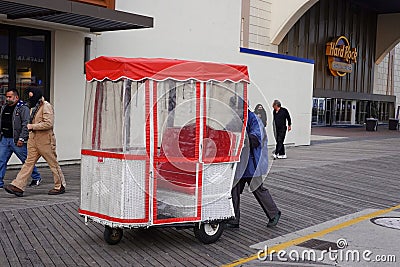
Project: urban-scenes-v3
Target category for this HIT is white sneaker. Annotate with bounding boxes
[272,154,277,160]
[277,154,287,159]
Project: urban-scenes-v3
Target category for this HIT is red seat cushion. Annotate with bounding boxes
[157,124,236,195]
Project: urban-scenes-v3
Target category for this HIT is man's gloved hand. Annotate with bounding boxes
[248,134,260,149]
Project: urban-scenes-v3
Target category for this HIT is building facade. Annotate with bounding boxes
[0,0,153,163]
[240,0,400,126]
[1,0,399,164]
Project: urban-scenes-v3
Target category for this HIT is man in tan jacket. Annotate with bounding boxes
[4,88,66,197]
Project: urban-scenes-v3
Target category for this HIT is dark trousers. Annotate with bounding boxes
[275,129,286,155]
[231,176,279,224]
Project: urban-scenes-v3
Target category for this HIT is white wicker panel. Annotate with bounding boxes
[202,163,235,221]
[81,155,123,218]
[124,160,146,219]
[81,156,147,221]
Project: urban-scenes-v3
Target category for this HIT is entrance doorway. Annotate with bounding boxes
[312,98,326,126]
[333,99,352,124]
[0,25,50,104]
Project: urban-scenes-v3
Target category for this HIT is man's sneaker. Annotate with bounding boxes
[267,211,281,227]
[4,184,24,197]
[48,185,65,195]
[272,154,278,160]
[277,154,287,159]
[29,179,41,187]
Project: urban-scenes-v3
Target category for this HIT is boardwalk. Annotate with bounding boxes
[0,127,399,266]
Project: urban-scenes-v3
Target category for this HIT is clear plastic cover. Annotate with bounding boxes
[203,82,245,162]
[82,80,146,155]
[155,80,198,220]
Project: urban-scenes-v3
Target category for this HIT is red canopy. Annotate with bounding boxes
[85,57,250,83]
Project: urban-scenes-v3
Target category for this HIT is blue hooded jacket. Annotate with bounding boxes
[235,110,269,179]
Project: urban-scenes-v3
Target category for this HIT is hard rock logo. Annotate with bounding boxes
[326,36,357,77]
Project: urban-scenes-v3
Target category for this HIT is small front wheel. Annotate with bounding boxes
[104,226,123,245]
[194,222,224,244]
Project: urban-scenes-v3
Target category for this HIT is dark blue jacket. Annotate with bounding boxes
[235,110,269,179]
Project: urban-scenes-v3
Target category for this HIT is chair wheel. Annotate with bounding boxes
[193,222,224,244]
[104,226,123,245]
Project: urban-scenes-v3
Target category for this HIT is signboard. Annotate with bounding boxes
[326,36,357,77]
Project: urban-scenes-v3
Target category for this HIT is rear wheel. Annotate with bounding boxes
[193,222,224,244]
[104,226,123,245]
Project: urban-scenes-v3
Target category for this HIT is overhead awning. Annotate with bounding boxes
[0,0,153,32]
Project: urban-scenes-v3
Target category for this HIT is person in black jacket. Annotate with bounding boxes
[254,104,267,127]
[272,100,291,159]
[0,89,42,188]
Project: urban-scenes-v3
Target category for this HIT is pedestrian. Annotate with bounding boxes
[254,103,267,127]
[272,100,291,159]
[228,109,281,228]
[4,88,66,197]
[0,89,41,188]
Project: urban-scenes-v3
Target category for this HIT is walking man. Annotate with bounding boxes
[0,89,41,188]
[228,109,281,228]
[272,100,292,159]
[4,88,66,197]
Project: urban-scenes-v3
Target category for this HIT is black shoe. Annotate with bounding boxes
[4,184,24,197]
[29,179,41,187]
[225,223,240,229]
[267,211,281,227]
[48,185,65,195]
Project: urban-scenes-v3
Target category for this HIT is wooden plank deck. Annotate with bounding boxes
[0,129,399,266]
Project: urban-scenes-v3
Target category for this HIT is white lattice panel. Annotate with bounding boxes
[202,163,235,221]
[124,160,146,219]
[81,155,146,221]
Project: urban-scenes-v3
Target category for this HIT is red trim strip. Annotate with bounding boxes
[202,156,240,164]
[152,81,158,221]
[145,81,151,222]
[195,82,202,220]
[79,209,148,224]
[195,82,201,160]
[153,216,200,225]
[196,163,203,219]
[81,149,147,160]
[156,156,198,163]
[202,82,207,162]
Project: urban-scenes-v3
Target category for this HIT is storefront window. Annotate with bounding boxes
[16,31,47,101]
[0,25,50,103]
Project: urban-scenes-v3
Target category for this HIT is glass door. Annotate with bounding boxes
[0,25,50,103]
[0,29,8,105]
[317,98,326,125]
[312,98,326,126]
[153,80,201,224]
